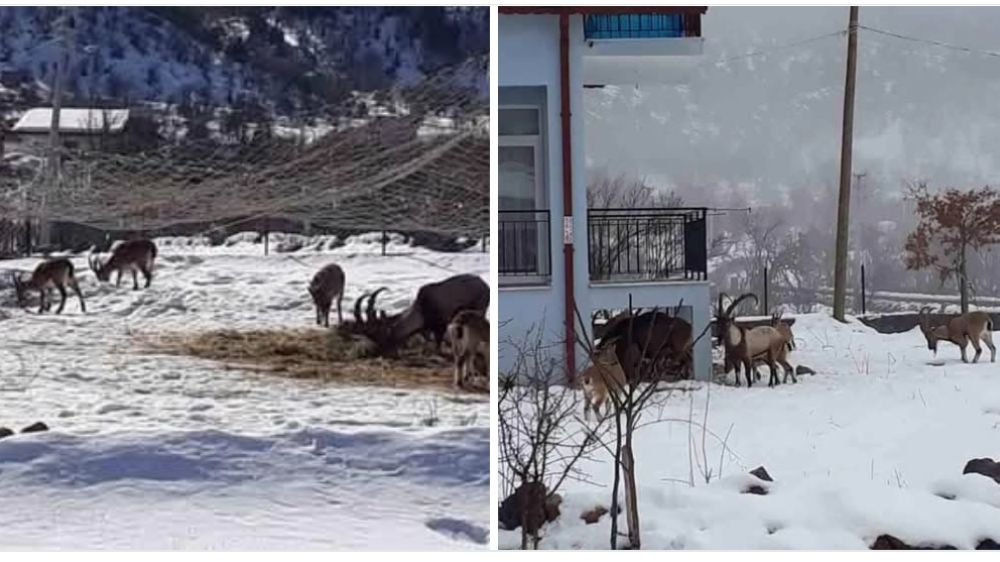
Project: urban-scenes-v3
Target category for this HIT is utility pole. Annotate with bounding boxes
[40,8,74,249]
[833,6,859,322]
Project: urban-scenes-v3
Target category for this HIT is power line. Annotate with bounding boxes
[860,24,1000,59]
[709,29,847,66]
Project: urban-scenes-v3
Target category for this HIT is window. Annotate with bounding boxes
[499,95,549,282]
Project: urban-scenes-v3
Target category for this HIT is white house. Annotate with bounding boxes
[8,107,130,156]
[498,6,713,380]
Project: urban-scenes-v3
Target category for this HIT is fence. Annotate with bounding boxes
[587,207,707,283]
[0,57,489,258]
[499,209,551,280]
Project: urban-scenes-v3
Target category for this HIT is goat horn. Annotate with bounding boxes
[354,292,369,325]
[717,292,727,318]
[724,292,758,319]
[367,287,387,322]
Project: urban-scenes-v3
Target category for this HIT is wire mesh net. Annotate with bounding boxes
[0,56,489,246]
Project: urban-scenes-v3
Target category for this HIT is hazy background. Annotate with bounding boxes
[584,6,1000,311]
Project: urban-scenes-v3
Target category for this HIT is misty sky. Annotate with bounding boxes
[585,6,1000,206]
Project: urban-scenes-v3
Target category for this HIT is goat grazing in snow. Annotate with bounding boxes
[12,258,86,314]
[918,307,995,363]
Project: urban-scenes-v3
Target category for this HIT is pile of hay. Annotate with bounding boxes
[142,327,485,392]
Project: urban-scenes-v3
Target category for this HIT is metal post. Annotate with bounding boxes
[381,230,387,256]
[763,265,769,315]
[861,263,867,315]
[833,6,860,322]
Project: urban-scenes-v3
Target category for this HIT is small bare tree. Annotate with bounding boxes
[498,326,607,549]
[574,299,712,550]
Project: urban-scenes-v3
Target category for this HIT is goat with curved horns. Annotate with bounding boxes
[716,293,794,388]
[12,258,86,314]
[89,239,158,290]
[347,274,489,356]
[918,306,995,363]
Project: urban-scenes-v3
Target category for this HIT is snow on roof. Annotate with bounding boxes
[12,108,130,135]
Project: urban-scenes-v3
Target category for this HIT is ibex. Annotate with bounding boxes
[716,293,794,387]
[308,263,345,327]
[446,310,490,388]
[89,239,158,290]
[347,274,489,355]
[918,306,996,363]
[599,304,694,383]
[12,258,86,314]
[580,340,626,420]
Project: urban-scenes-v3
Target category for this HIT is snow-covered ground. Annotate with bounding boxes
[500,313,1000,550]
[0,234,489,550]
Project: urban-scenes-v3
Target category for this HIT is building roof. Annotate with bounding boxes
[499,6,707,15]
[12,108,130,135]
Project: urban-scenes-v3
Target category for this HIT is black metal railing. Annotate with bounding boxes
[500,209,551,281]
[588,207,707,282]
[584,13,699,40]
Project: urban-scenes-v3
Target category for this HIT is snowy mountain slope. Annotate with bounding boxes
[0,234,489,549]
[0,7,488,110]
[500,314,1000,549]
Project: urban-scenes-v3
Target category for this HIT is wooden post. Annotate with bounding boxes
[833,6,860,322]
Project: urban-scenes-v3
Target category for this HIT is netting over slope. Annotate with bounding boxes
[0,57,488,239]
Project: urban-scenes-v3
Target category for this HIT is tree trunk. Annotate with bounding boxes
[609,410,623,550]
[960,246,969,314]
[622,438,641,549]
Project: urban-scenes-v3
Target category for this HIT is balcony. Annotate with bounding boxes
[588,207,707,283]
[500,209,551,285]
[581,12,704,86]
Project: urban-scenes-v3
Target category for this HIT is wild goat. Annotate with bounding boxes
[750,311,797,383]
[446,310,490,388]
[918,307,996,363]
[347,274,489,355]
[599,305,694,383]
[580,341,626,420]
[89,239,158,290]
[12,258,86,314]
[308,263,345,327]
[716,293,794,387]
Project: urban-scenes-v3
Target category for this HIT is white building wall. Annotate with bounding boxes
[499,14,712,381]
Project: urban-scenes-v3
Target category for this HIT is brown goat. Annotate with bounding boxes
[918,307,995,363]
[89,239,158,290]
[447,310,490,388]
[12,258,86,314]
[580,341,626,420]
[600,304,694,383]
[716,293,792,387]
[308,263,345,327]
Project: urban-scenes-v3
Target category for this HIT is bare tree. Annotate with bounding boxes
[573,300,712,550]
[497,326,607,549]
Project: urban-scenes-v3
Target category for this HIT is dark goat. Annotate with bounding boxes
[344,274,489,355]
[599,305,693,383]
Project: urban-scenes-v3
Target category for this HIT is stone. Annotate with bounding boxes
[796,365,817,376]
[0,427,13,440]
[20,421,49,434]
[963,458,1000,485]
[581,506,608,525]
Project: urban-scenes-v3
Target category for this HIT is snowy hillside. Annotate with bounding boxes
[0,234,489,549]
[0,6,488,111]
[500,314,1000,549]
